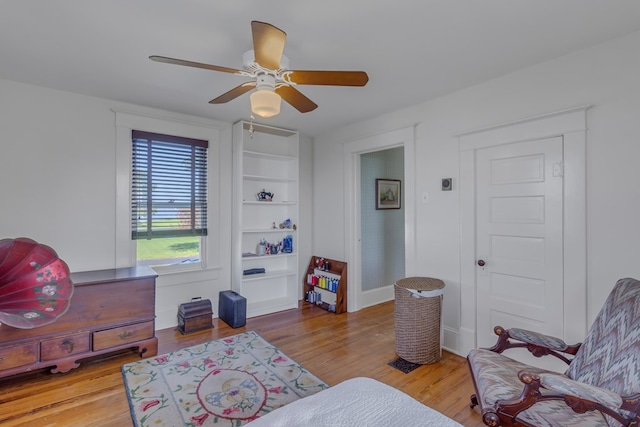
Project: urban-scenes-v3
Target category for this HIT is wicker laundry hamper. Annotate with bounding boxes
[394,277,445,364]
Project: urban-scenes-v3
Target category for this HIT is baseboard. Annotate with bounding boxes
[442,326,461,356]
[458,327,476,356]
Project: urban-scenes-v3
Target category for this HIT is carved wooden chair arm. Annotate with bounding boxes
[499,371,639,426]
[487,326,582,364]
[538,373,623,409]
[484,371,636,426]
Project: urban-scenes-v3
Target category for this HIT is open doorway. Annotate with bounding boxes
[359,147,405,305]
[343,125,416,312]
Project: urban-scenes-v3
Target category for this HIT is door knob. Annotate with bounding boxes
[477,259,485,267]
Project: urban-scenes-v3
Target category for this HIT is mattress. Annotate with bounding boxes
[246,377,463,426]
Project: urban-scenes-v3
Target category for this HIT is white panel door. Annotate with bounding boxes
[476,137,564,349]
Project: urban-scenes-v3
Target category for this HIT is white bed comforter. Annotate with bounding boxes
[246,377,463,426]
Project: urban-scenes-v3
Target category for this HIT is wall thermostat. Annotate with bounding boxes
[442,178,452,191]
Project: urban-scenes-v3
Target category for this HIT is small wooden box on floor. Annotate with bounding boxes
[178,298,213,334]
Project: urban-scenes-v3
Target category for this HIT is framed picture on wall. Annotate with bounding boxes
[375,179,401,210]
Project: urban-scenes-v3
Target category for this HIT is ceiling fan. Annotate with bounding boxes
[150,21,369,118]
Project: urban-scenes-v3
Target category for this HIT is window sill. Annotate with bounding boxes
[148,263,222,287]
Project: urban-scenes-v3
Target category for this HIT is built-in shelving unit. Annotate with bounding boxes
[232,120,299,318]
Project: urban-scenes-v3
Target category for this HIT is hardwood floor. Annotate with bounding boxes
[0,301,485,426]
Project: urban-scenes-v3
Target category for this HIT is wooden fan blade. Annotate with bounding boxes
[276,85,318,113]
[150,55,242,75]
[286,70,369,86]
[209,82,256,104]
[252,21,286,70]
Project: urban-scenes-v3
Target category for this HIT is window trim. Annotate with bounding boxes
[114,108,223,274]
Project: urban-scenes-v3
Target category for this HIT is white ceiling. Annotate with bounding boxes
[3,1,640,137]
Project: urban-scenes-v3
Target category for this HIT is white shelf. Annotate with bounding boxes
[243,228,297,233]
[242,269,297,282]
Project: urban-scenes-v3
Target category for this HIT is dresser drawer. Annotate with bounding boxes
[41,333,91,361]
[0,343,38,370]
[93,321,154,351]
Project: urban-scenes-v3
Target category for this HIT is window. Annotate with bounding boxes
[131,130,208,267]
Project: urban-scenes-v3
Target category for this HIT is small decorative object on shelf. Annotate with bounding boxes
[256,239,266,256]
[256,238,288,255]
[256,189,274,201]
[279,218,292,229]
[282,235,293,253]
[266,241,281,255]
[313,257,330,271]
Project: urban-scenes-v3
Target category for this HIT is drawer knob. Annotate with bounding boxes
[119,331,133,340]
[62,339,75,353]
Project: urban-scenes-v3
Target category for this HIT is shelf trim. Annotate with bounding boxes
[312,268,342,280]
[306,284,338,294]
[243,174,296,183]
[242,253,297,260]
[243,201,297,205]
[243,150,296,161]
[243,228,297,233]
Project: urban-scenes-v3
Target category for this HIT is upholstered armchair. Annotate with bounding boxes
[467,277,640,426]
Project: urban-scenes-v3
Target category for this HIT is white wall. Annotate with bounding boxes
[0,79,313,330]
[0,79,128,269]
[313,30,640,354]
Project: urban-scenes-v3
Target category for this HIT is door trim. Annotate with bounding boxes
[343,126,416,312]
[458,105,589,356]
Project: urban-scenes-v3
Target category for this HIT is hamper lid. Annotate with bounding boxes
[395,277,444,291]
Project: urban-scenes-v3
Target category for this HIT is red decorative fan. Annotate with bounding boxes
[0,238,74,329]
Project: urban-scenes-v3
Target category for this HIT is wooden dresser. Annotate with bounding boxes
[0,267,158,379]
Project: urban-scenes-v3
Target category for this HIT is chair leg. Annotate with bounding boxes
[470,394,479,408]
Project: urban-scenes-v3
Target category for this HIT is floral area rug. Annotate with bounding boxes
[122,331,328,426]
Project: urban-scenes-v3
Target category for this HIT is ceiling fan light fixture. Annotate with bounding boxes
[250,74,281,118]
[250,89,281,118]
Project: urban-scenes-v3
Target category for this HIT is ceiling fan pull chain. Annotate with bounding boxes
[249,115,255,139]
